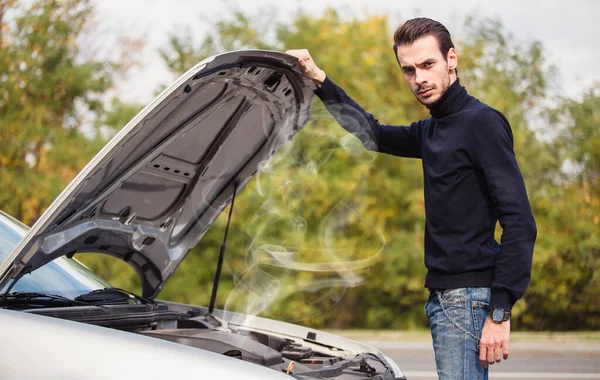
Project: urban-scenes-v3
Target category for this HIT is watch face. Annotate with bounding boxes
[492,309,505,322]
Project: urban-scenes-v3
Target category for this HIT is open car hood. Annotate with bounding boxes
[0,50,315,298]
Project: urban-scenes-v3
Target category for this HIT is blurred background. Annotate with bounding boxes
[1,0,599,332]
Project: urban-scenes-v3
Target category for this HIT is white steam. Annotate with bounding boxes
[220,101,386,324]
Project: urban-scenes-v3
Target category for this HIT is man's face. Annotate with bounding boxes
[396,35,457,108]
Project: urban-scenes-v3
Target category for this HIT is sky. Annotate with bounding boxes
[95,0,600,104]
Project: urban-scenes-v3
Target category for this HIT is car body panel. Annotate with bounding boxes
[0,50,315,298]
[0,308,292,380]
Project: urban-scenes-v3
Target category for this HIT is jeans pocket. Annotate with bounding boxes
[434,288,482,343]
[437,288,467,306]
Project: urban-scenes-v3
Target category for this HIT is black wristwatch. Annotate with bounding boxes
[489,308,511,323]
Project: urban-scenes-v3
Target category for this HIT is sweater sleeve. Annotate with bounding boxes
[314,76,422,158]
[471,108,537,311]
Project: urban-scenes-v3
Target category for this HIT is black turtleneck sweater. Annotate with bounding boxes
[314,76,536,311]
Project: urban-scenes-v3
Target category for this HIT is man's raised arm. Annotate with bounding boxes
[286,49,423,158]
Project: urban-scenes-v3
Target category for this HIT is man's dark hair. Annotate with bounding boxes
[392,18,457,73]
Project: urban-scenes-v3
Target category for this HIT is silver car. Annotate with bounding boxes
[0,50,406,380]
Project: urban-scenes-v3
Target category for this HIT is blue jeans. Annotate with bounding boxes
[425,287,491,380]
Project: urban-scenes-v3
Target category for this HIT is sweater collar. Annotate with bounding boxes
[428,78,470,119]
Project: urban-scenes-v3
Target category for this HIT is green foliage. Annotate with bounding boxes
[0,0,140,224]
[159,10,277,74]
[524,86,600,329]
[0,0,143,296]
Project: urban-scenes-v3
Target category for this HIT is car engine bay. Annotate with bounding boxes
[22,301,402,380]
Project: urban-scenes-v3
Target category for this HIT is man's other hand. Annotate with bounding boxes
[285,49,326,87]
[479,317,510,368]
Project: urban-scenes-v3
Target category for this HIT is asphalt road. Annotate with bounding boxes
[364,340,600,379]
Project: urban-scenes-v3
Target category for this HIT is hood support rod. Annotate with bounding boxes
[208,182,238,315]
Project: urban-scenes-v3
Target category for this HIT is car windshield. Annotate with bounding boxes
[0,211,110,299]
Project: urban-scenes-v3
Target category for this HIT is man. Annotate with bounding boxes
[286,17,537,380]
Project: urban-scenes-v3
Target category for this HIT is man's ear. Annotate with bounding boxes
[447,47,458,71]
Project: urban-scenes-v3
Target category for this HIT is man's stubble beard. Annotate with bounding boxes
[417,73,452,109]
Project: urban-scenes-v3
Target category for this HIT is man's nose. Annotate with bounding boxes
[415,69,427,86]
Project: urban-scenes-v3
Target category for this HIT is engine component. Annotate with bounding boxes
[139,328,283,366]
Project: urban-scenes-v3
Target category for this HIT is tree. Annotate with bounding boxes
[523,86,600,330]
[0,0,141,224]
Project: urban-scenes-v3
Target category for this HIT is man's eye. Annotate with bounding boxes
[424,62,433,67]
